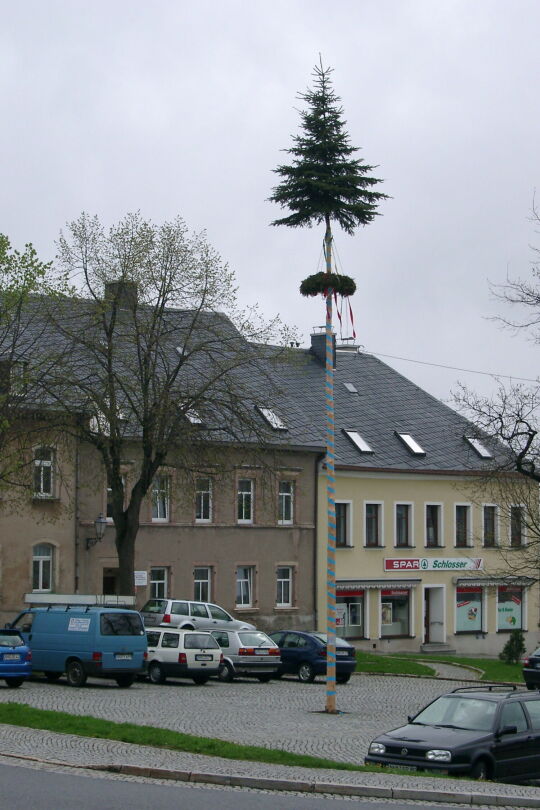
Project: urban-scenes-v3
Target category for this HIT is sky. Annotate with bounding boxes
[2,0,540,405]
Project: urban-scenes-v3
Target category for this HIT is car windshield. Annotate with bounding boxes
[413,696,497,731]
[0,633,23,647]
[238,631,275,647]
[309,633,351,648]
[184,634,219,649]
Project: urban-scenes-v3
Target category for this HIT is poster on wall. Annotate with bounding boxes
[497,587,522,630]
[381,602,393,625]
[456,588,482,632]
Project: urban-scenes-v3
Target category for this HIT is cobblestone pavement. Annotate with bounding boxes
[0,672,538,806]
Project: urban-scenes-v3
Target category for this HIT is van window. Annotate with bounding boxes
[190,603,209,618]
[100,613,144,636]
[185,634,219,649]
[171,602,189,615]
[12,613,34,633]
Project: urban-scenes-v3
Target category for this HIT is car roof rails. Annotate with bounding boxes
[24,593,136,608]
[451,684,524,694]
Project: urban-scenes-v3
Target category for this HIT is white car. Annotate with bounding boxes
[145,628,222,685]
[140,598,255,632]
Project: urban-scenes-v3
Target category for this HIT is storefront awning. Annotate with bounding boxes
[453,575,536,588]
[336,579,421,591]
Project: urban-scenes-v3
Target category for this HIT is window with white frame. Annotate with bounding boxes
[106,474,125,521]
[336,501,352,547]
[194,566,212,602]
[455,505,471,548]
[33,447,55,497]
[483,505,498,547]
[150,567,168,599]
[32,543,54,591]
[278,481,294,524]
[237,479,254,524]
[195,477,212,522]
[152,474,170,521]
[510,505,524,547]
[365,503,382,547]
[276,566,293,607]
[236,565,254,607]
[395,503,412,547]
[425,504,441,548]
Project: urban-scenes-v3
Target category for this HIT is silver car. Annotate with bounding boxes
[140,598,255,632]
[211,629,281,682]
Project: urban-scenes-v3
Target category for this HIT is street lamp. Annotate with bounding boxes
[86,513,107,550]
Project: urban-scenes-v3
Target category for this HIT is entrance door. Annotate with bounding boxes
[103,568,119,595]
[423,586,445,643]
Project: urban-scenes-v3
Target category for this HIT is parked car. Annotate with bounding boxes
[268,630,356,684]
[366,685,540,781]
[0,629,32,688]
[211,629,280,682]
[140,598,255,632]
[522,648,540,689]
[11,601,146,687]
[145,628,222,685]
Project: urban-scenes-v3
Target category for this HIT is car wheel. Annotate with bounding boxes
[298,662,316,683]
[115,674,135,688]
[256,674,272,683]
[218,661,234,682]
[336,673,351,684]
[4,678,23,688]
[66,660,87,687]
[180,625,195,631]
[192,675,209,685]
[470,758,490,781]
[44,671,62,682]
[148,662,166,684]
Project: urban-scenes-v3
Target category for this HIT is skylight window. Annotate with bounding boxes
[344,382,358,393]
[186,409,202,425]
[343,430,373,454]
[257,406,287,431]
[465,436,493,459]
[396,432,426,456]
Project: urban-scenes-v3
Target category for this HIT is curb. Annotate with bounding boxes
[2,750,540,807]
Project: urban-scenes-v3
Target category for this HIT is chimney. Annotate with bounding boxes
[310,328,336,369]
[104,280,138,310]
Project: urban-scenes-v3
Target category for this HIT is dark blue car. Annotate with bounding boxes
[0,629,32,688]
[268,630,356,684]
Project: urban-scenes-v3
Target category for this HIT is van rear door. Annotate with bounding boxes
[98,612,146,671]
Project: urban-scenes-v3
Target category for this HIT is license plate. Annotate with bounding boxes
[336,651,348,656]
[195,654,212,661]
[256,649,268,654]
[115,653,132,660]
[3,654,20,661]
[391,764,417,772]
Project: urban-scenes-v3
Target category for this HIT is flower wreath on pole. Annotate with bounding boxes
[300,272,356,298]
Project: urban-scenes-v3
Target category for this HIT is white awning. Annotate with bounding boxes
[337,579,421,591]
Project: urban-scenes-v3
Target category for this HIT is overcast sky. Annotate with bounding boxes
[2,0,539,403]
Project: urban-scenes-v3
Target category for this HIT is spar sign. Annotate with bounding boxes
[384,558,484,572]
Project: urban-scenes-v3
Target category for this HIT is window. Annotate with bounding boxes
[194,567,212,602]
[380,589,410,637]
[278,481,294,524]
[195,477,212,522]
[237,479,254,523]
[276,566,293,607]
[257,406,287,431]
[337,590,365,636]
[365,503,382,547]
[425,504,441,548]
[465,436,493,459]
[343,382,358,393]
[32,543,54,591]
[483,505,497,547]
[335,502,351,547]
[499,702,528,733]
[396,432,425,456]
[152,474,170,521]
[150,567,168,599]
[106,474,125,521]
[455,505,471,548]
[236,566,254,607]
[497,587,523,630]
[33,447,54,497]
[343,429,373,454]
[395,504,412,547]
[456,587,483,632]
[510,505,524,547]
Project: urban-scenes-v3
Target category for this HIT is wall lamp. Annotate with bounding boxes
[86,513,108,550]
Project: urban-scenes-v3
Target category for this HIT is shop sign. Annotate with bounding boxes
[336,587,364,597]
[384,557,483,572]
[336,604,347,626]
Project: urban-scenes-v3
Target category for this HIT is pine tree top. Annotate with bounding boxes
[269,60,388,235]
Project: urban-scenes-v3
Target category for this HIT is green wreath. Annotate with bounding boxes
[300,272,356,298]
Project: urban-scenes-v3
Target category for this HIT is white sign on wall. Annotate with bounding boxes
[134,570,148,586]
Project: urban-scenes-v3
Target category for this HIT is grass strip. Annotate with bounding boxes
[356,652,436,677]
[385,653,521,683]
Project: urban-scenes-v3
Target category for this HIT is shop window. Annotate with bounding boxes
[365,503,382,547]
[195,477,213,522]
[483,505,497,547]
[237,479,254,524]
[425,504,441,547]
[337,589,365,637]
[152,474,170,522]
[510,506,524,547]
[455,505,471,548]
[380,589,410,637]
[278,481,294,525]
[236,566,254,607]
[456,586,483,633]
[32,543,54,592]
[276,566,293,607]
[194,567,212,602]
[150,567,168,599]
[497,586,523,631]
[395,504,412,547]
[336,502,352,547]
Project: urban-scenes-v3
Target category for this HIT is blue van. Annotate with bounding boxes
[11,596,147,687]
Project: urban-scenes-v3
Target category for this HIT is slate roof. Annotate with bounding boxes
[274,341,507,474]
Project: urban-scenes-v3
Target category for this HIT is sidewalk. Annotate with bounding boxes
[1,723,540,807]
